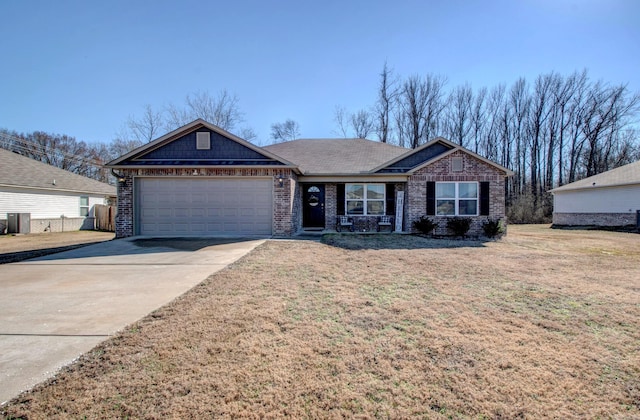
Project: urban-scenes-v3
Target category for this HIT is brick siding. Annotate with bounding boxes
[324,184,337,230]
[406,151,507,237]
[114,168,296,238]
[113,152,508,238]
[553,212,638,227]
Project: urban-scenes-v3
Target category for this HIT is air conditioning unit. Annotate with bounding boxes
[7,213,31,234]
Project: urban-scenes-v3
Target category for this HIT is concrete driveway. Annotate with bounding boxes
[0,237,264,405]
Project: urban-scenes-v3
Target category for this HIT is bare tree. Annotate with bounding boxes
[508,79,529,195]
[470,86,487,154]
[126,104,164,143]
[351,109,375,138]
[0,129,107,181]
[238,126,258,143]
[397,74,448,148]
[121,88,255,147]
[375,61,398,143]
[164,89,244,132]
[270,119,301,143]
[527,74,554,198]
[393,107,408,148]
[108,137,145,160]
[483,84,506,162]
[398,75,429,149]
[444,83,472,147]
[333,106,350,137]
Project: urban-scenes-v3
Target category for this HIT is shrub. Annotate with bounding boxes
[506,191,552,224]
[482,218,504,238]
[446,217,472,237]
[413,216,437,235]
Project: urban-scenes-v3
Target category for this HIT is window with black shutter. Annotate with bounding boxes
[426,181,436,215]
[480,181,490,216]
[337,184,345,215]
[385,184,395,216]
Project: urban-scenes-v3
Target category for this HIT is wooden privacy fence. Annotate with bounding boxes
[94,204,115,232]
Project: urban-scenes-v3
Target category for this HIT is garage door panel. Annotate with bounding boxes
[138,178,272,236]
[240,208,256,217]
[256,208,270,217]
[207,208,223,217]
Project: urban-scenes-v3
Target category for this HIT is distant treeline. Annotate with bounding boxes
[336,66,640,221]
[2,70,638,223]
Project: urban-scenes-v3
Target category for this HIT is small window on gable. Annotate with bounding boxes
[196,132,211,150]
[452,156,463,172]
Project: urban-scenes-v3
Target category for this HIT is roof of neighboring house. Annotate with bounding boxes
[550,160,640,193]
[0,148,116,196]
[263,139,409,174]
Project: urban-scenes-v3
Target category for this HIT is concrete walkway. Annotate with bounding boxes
[0,237,264,405]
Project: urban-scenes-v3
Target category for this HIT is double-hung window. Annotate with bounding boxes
[436,182,478,216]
[346,184,385,215]
[80,196,90,217]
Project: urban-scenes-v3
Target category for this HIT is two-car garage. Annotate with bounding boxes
[136,178,273,236]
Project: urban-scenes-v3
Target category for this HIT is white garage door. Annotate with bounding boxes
[137,178,273,236]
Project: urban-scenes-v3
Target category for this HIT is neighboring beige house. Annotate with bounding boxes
[550,160,640,228]
[0,148,116,234]
[107,119,513,238]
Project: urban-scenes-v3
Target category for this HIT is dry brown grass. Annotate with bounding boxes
[0,231,114,254]
[2,225,639,418]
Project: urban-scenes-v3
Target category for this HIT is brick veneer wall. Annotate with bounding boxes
[553,212,638,227]
[324,184,337,231]
[325,183,405,232]
[406,151,508,236]
[115,174,133,238]
[114,167,296,238]
[274,171,297,237]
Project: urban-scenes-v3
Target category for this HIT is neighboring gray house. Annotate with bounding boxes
[106,119,513,238]
[0,148,116,234]
[550,160,640,228]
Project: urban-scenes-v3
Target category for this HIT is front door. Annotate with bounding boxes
[303,184,325,229]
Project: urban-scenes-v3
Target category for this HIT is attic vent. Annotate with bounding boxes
[196,132,211,150]
[452,156,463,172]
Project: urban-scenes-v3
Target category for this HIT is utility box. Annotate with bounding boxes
[7,213,31,234]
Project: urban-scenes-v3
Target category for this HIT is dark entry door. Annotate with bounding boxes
[303,184,325,228]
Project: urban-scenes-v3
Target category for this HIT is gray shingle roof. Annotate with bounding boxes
[263,139,408,174]
[550,160,640,192]
[0,148,116,196]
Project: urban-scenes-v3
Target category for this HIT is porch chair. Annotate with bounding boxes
[336,215,354,232]
[377,215,393,232]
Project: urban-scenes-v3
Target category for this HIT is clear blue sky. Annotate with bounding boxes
[1,0,638,145]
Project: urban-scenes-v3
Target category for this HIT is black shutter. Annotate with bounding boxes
[337,184,345,215]
[426,181,436,215]
[480,181,490,216]
[385,184,395,216]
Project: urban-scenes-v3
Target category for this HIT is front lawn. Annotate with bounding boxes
[2,226,639,418]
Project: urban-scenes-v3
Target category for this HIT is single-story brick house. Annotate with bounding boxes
[550,160,640,228]
[106,119,512,238]
[0,148,116,234]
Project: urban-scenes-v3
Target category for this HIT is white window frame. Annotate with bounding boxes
[435,182,478,216]
[345,183,386,216]
[80,196,89,217]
